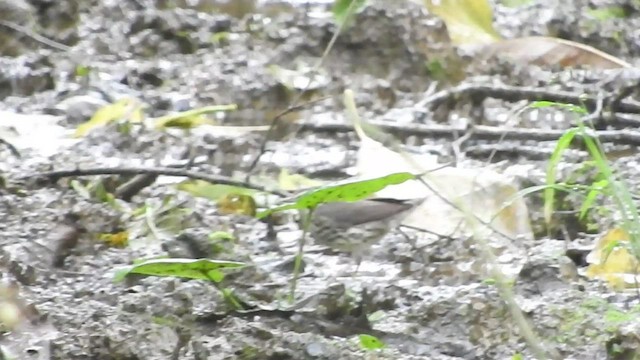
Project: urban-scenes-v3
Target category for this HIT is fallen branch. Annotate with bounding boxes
[245,95,333,181]
[299,120,640,147]
[0,20,71,52]
[25,166,288,197]
[414,83,640,116]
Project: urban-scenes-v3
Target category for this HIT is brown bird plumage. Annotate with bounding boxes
[308,198,423,269]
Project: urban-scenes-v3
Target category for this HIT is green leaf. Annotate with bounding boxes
[358,334,385,350]
[587,6,628,21]
[578,123,640,257]
[151,316,176,326]
[367,310,385,323]
[499,0,533,7]
[75,65,91,77]
[530,101,588,115]
[221,287,244,310]
[114,258,245,283]
[209,231,235,242]
[482,278,497,285]
[332,0,367,26]
[425,59,447,81]
[257,172,416,218]
[544,128,579,224]
[604,308,632,324]
[75,98,143,137]
[579,179,609,220]
[602,239,623,264]
[70,180,92,199]
[210,31,230,45]
[112,267,132,282]
[154,104,237,129]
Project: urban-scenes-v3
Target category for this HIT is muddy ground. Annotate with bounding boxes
[2,0,640,359]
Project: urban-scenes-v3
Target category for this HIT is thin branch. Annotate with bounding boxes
[465,144,586,161]
[245,0,359,180]
[0,20,72,52]
[299,120,640,146]
[0,138,21,158]
[414,83,640,115]
[25,166,288,197]
[245,95,333,181]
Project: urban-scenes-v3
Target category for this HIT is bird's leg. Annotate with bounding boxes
[398,227,419,253]
[184,143,197,168]
[354,287,372,329]
[353,256,362,276]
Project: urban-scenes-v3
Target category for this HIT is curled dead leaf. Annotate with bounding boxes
[482,36,631,69]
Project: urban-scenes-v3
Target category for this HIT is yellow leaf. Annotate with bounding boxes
[586,228,640,289]
[218,194,256,216]
[75,98,143,137]
[424,0,501,45]
[99,231,129,248]
[176,180,257,202]
[154,104,237,130]
[129,105,145,123]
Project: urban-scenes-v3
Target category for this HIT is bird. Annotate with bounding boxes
[307,197,424,272]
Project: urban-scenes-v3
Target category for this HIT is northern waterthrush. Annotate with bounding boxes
[307,198,423,270]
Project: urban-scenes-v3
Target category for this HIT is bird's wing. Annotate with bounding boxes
[313,198,419,227]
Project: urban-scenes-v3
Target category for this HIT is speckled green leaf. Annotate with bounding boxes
[114,258,245,283]
[257,172,415,218]
[358,334,385,350]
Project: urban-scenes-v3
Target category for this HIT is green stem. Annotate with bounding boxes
[202,270,243,310]
[289,208,314,302]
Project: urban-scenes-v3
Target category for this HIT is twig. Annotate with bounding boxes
[0,20,72,52]
[0,138,21,158]
[414,83,640,116]
[299,120,640,146]
[244,96,333,181]
[25,166,288,197]
[465,144,587,161]
[245,0,359,181]
[608,79,640,111]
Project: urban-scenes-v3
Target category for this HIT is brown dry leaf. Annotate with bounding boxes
[586,228,639,290]
[424,0,501,45]
[482,36,632,69]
